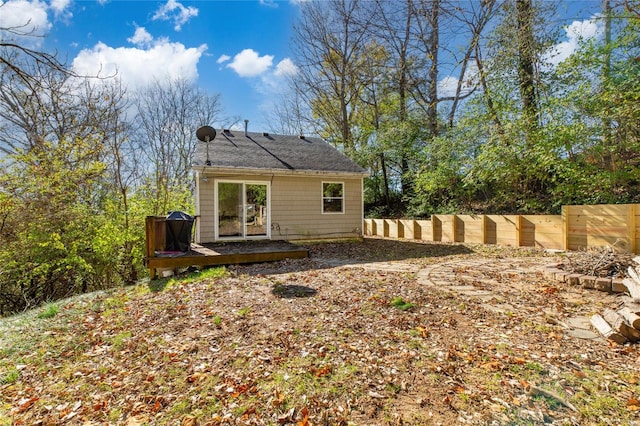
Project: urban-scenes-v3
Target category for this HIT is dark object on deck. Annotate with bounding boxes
[165,211,194,252]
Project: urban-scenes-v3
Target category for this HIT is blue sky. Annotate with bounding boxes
[1,0,603,132]
[1,0,301,131]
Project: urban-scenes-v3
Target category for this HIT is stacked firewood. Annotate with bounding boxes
[591,257,640,344]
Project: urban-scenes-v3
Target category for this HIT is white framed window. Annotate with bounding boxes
[322,181,344,214]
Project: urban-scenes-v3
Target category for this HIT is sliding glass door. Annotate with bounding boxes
[217,181,269,240]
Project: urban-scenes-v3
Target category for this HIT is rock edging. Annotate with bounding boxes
[543,263,628,294]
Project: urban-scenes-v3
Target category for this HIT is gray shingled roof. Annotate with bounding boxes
[192,130,367,175]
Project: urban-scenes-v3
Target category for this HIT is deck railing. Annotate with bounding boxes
[364,204,640,254]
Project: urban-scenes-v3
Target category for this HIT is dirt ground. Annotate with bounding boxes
[3,238,640,425]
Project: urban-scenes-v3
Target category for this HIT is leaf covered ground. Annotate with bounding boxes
[2,239,640,425]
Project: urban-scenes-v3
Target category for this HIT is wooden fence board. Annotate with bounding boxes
[432,216,442,241]
[568,204,629,216]
[415,220,433,241]
[399,219,416,239]
[433,215,455,242]
[521,215,564,250]
[486,215,519,246]
[385,219,399,238]
[363,219,373,236]
[373,219,386,237]
[455,215,485,244]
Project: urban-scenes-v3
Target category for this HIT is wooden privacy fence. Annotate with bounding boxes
[364,204,640,254]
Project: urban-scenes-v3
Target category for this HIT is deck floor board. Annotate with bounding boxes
[146,241,308,278]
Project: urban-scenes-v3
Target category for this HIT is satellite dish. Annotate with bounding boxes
[196,126,216,142]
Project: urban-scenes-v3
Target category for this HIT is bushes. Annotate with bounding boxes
[0,141,145,315]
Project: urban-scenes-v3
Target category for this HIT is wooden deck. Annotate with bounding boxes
[145,217,308,279]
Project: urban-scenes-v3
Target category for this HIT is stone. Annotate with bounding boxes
[612,278,628,294]
[543,268,562,280]
[580,275,596,289]
[594,277,612,293]
[566,274,583,286]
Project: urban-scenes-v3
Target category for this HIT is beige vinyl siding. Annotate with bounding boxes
[196,175,216,242]
[195,172,363,242]
[271,176,363,240]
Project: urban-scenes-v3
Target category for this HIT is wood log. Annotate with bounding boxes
[618,307,640,330]
[629,265,640,284]
[590,314,627,344]
[625,265,640,303]
[623,278,640,303]
[604,308,640,342]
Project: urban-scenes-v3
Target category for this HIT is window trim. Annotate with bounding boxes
[321,181,345,214]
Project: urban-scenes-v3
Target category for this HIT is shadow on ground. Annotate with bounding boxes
[230,238,476,275]
[271,284,318,298]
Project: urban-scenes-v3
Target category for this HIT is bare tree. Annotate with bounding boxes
[0,55,122,156]
[292,0,373,153]
[132,78,222,214]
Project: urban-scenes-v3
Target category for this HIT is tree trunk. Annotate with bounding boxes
[516,0,538,133]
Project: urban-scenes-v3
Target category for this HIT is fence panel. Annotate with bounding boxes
[385,219,399,238]
[433,215,455,242]
[363,219,373,236]
[484,215,519,246]
[373,219,386,237]
[566,204,633,252]
[399,220,416,239]
[521,215,563,250]
[415,220,433,241]
[455,215,485,244]
[365,204,639,254]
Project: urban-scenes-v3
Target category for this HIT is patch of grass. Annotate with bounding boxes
[37,303,59,319]
[167,400,191,416]
[149,267,227,292]
[236,307,251,317]
[390,297,415,311]
[212,315,222,327]
[1,368,19,384]
[558,368,639,423]
[110,331,132,350]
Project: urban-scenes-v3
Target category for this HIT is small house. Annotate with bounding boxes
[192,127,368,242]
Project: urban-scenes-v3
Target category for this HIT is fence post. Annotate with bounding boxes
[515,215,523,247]
[562,205,570,251]
[431,215,438,241]
[452,215,458,242]
[481,215,487,244]
[628,204,637,254]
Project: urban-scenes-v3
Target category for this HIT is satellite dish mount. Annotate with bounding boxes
[196,126,216,166]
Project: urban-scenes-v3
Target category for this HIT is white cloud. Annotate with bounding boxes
[259,0,279,8]
[216,54,231,64]
[152,0,198,31]
[437,76,459,98]
[437,62,479,98]
[128,27,153,47]
[274,58,298,77]
[227,49,274,77]
[71,40,207,90]
[545,16,602,66]
[0,0,51,46]
[49,0,71,19]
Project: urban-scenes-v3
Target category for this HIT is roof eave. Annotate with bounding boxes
[192,165,369,178]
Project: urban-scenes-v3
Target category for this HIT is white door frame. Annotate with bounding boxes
[214,179,271,241]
